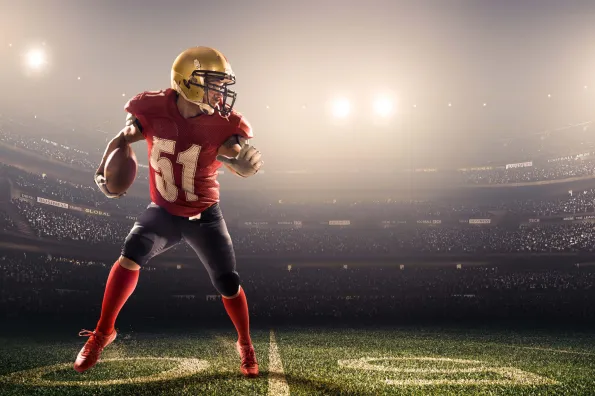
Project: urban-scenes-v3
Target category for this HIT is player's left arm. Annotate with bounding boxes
[217,136,263,178]
[217,135,244,177]
[217,135,244,158]
[216,115,262,178]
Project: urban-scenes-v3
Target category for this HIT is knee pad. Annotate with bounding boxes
[121,232,156,267]
[213,272,241,297]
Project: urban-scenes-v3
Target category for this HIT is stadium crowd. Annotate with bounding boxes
[1,128,153,181]
[4,160,595,225]
[0,210,16,232]
[9,197,595,256]
[12,199,131,244]
[1,162,148,213]
[1,253,593,324]
[463,159,595,185]
[0,129,98,170]
[495,189,595,216]
[2,125,595,187]
[229,224,595,256]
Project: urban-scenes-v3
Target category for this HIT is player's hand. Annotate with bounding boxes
[94,173,125,199]
[216,143,263,177]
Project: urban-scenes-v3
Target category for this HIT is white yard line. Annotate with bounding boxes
[501,344,595,356]
[268,329,290,396]
[462,339,595,357]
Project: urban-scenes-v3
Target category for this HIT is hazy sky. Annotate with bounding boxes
[1,0,595,166]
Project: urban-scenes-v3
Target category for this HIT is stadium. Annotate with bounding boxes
[1,1,595,395]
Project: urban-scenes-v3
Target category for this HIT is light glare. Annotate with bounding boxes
[331,98,351,118]
[373,97,394,117]
[26,49,46,69]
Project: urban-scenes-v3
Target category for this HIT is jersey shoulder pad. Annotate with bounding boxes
[228,110,253,139]
[124,89,172,118]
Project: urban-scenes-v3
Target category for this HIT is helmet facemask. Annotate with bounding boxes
[186,71,237,117]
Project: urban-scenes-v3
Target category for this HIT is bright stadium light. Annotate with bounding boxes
[373,97,394,117]
[331,98,351,118]
[26,49,46,70]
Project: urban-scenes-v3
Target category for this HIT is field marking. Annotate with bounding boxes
[385,367,558,386]
[0,357,208,387]
[463,340,595,357]
[500,344,595,356]
[338,356,485,373]
[339,357,559,387]
[268,329,290,396]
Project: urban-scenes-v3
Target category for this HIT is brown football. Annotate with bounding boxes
[104,143,138,195]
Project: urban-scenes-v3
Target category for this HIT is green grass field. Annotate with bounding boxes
[1,326,594,395]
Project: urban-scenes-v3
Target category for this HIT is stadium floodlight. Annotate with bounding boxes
[373,97,394,117]
[26,49,46,70]
[331,97,351,118]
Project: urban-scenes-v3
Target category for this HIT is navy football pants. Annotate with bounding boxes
[121,202,240,296]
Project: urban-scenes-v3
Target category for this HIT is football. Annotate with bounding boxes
[104,142,138,195]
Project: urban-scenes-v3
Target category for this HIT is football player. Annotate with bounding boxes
[73,47,263,377]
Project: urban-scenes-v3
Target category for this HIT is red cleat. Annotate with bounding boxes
[73,329,117,373]
[236,341,259,377]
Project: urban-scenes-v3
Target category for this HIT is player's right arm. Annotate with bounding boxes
[94,114,144,198]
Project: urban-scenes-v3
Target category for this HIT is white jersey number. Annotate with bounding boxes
[150,137,201,202]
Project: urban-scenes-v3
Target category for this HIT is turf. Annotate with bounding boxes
[0,326,594,395]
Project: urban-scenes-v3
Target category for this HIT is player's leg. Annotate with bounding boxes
[74,203,182,373]
[96,203,182,334]
[94,256,139,336]
[181,204,248,342]
[181,203,258,377]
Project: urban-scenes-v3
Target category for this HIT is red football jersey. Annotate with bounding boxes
[125,88,253,217]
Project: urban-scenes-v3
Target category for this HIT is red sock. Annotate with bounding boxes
[96,261,140,335]
[222,287,252,345]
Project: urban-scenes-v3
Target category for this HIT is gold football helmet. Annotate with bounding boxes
[171,46,236,116]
